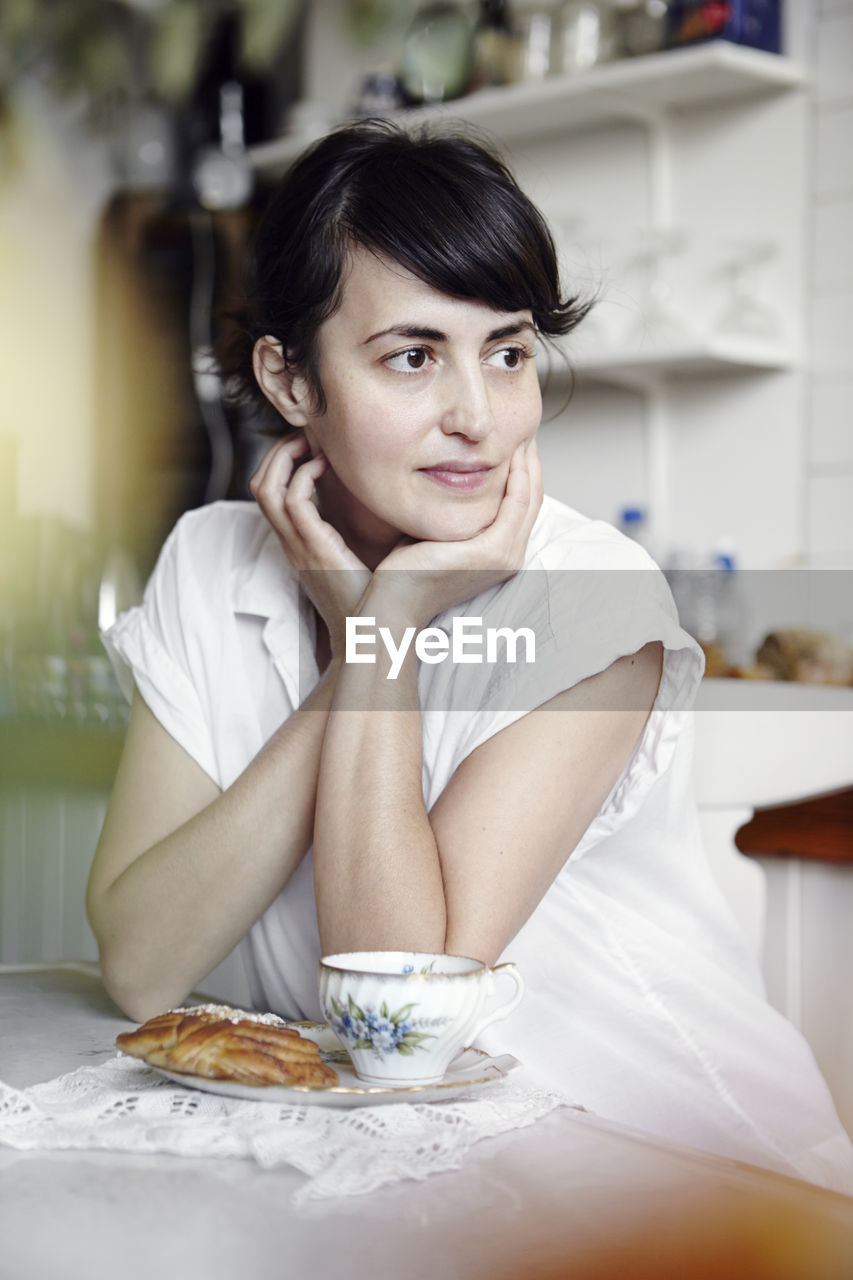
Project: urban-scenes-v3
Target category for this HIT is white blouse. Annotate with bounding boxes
[104,495,853,1193]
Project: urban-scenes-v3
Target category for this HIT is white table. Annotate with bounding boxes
[2,963,852,1280]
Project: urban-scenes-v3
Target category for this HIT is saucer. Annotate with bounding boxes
[152,1021,520,1108]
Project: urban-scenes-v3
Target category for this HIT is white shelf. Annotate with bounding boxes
[250,43,805,172]
[542,334,795,390]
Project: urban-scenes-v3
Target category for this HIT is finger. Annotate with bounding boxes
[252,443,313,552]
[286,451,329,504]
[283,453,331,531]
[255,436,311,509]
[283,457,333,541]
[248,441,277,495]
[282,455,368,570]
[510,439,544,550]
[292,499,368,572]
[496,443,533,524]
[249,433,308,498]
[476,444,536,564]
[520,437,544,530]
[527,436,543,500]
[252,431,308,478]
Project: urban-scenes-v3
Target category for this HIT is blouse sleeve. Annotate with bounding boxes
[427,521,704,858]
[101,512,220,784]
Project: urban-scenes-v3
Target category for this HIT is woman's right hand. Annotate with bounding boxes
[250,434,370,653]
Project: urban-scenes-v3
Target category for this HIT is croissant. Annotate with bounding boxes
[116,1004,339,1089]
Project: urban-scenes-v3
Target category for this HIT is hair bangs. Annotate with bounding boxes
[339,137,581,337]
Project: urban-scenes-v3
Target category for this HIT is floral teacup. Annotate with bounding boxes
[318,950,524,1086]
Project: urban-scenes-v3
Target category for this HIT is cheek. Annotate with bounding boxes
[321,388,423,469]
[311,416,410,510]
[512,382,543,438]
[491,375,541,442]
[333,420,408,474]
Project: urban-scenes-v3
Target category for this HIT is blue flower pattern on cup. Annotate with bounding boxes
[329,994,435,1060]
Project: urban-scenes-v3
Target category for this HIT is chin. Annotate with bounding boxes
[410,507,498,543]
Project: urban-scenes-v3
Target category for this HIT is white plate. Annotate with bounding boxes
[151,1021,520,1108]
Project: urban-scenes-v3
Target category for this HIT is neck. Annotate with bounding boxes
[316,472,399,571]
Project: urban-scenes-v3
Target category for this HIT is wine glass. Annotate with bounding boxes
[622,225,693,348]
[715,239,781,341]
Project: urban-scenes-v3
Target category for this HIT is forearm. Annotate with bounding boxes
[91,658,343,1020]
[313,626,447,955]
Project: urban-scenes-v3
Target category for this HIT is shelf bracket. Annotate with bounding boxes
[588,94,676,229]
[614,368,672,561]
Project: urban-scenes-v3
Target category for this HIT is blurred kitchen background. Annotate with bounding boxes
[2,1,853,1125]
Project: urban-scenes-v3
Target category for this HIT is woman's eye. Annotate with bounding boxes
[487,346,530,370]
[385,347,431,372]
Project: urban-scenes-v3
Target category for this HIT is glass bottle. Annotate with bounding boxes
[614,1,670,58]
[556,1,618,75]
[619,505,650,547]
[514,1,557,82]
[474,0,520,87]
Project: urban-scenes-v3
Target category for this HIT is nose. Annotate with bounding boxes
[437,361,493,442]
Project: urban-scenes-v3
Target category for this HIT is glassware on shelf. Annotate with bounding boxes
[622,225,694,347]
[544,213,618,353]
[613,0,670,57]
[667,541,751,672]
[5,522,135,727]
[715,240,781,342]
[513,4,557,82]
[401,2,476,103]
[555,1,619,75]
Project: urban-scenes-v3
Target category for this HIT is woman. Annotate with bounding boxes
[87,121,853,1192]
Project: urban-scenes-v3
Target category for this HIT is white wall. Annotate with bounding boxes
[807,1,853,565]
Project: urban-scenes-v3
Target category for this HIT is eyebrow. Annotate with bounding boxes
[362,320,536,345]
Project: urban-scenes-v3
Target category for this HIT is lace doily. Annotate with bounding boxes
[0,1056,568,1203]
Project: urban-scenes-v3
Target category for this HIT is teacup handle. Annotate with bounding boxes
[468,963,525,1042]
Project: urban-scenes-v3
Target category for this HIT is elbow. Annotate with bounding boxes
[87,887,184,1023]
[100,963,172,1025]
[92,926,188,1025]
[96,944,175,1024]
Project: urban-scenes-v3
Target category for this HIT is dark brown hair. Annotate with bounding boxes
[218,118,590,414]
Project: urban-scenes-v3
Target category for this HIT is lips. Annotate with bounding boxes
[419,461,493,492]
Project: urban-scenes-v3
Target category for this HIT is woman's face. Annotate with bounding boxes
[299,248,542,562]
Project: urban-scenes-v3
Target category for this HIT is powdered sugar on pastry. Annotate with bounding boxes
[172,1003,287,1026]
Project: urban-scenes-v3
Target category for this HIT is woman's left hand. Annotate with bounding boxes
[367,437,543,628]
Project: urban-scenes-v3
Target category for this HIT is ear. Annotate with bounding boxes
[252,336,313,427]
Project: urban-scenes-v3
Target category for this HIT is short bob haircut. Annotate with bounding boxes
[219,118,591,414]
